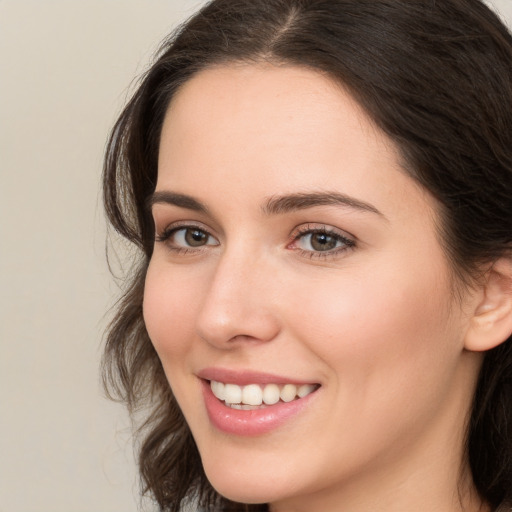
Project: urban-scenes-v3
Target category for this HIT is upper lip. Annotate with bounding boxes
[197,367,319,386]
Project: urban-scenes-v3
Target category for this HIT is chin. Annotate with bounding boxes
[202,459,292,505]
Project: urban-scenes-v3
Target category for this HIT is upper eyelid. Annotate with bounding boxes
[156,220,214,235]
[152,212,223,237]
[291,223,356,241]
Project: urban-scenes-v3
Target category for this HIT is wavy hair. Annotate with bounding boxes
[102,1,512,510]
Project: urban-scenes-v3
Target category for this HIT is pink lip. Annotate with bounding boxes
[198,369,320,436]
[197,367,316,386]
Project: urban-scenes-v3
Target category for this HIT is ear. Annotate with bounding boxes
[464,258,512,352]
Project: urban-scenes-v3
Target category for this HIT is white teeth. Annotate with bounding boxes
[210,380,317,406]
[242,384,263,406]
[280,384,297,402]
[210,380,225,401]
[262,383,280,405]
[229,403,261,410]
[223,383,242,404]
[298,384,316,398]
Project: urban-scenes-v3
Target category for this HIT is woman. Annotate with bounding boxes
[102,1,512,511]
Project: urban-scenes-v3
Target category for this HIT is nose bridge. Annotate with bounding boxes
[195,242,280,347]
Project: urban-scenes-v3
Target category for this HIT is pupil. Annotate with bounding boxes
[312,233,336,251]
[185,229,207,246]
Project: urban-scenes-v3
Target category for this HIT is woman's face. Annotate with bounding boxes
[144,65,482,510]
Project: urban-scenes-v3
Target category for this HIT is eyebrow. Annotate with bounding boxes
[147,190,384,218]
[147,191,209,213]
[263,191,384,217]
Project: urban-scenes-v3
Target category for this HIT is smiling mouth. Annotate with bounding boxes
[209,380,320,410]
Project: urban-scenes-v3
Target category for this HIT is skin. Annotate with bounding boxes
[143,64,488,512]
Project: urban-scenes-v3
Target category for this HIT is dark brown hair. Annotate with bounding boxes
[102,1,512,510]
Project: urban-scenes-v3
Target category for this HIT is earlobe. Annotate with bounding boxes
[464,258,512,352]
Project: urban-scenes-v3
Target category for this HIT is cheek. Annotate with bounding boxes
[276,258,466,471]
[142,261,201,360]
[286,254,460,400]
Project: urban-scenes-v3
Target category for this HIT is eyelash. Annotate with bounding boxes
[155,223,356,260]
[155,223,219,255]
[289,224,356,260]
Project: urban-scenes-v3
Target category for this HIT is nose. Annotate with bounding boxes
[195,247,281,349]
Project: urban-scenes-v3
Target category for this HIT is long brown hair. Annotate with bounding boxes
[102,1,512,510]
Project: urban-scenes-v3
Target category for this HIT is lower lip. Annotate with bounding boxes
[201,380,318,436]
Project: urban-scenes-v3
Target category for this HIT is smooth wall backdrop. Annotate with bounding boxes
[1,1,511,511]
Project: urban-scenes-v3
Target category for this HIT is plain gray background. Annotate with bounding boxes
[1,1,511,511]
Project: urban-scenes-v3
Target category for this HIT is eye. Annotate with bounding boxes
[297,231,343,252]
[156,225,219,251]
[174,227,214,247]
[290,225,355,258]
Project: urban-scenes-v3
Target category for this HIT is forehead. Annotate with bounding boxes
[162,63,381,146]
[158,64,405,195]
